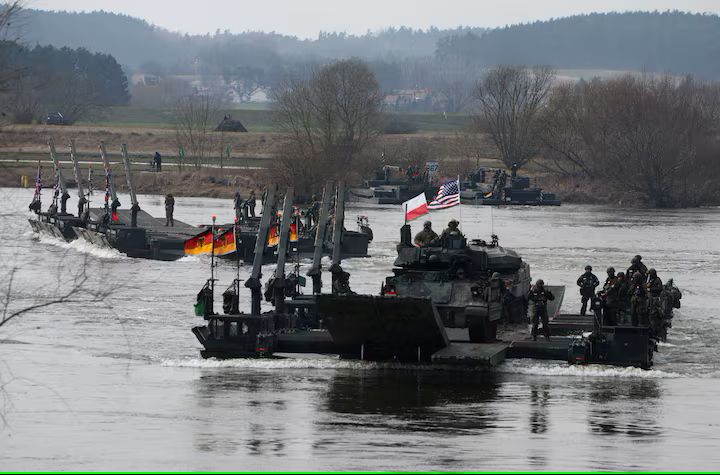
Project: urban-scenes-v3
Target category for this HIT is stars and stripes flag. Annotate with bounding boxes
[428,178,460,210]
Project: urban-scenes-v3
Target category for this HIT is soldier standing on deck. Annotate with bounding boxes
[577,265,600,316]
[528,279,555,341]
[233,191,243,220]
[630,271,648,326]
[164,193,175,227]
[602,267,619,325]
[484,272,509,324]
[244,189,256,218]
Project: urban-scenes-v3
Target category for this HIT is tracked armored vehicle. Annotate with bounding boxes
[379,226,534,342]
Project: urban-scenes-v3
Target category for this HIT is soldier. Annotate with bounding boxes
[647,268,663,297]
[153,151,162,172]
[233,191,244,220]
[647,268,663,333]
[576,265,600,316]
[626,256,647,282]
[440,219,462,244]
[527,279,555,341]
[630,271,648,326]
[244,189,256,218]
[306,194,320,228]
[615,271,630,324]
[414,220,439,247]
[602,267,619,325]
[483,272,509,324]
[332,271,355,295]
[164,193,175,227]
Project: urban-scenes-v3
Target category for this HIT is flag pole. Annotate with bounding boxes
[457,174,463,231]
[404,203,408,226]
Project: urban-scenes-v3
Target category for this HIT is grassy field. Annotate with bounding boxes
[78,105,471,132]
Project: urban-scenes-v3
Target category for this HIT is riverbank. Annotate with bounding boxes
[0,122,645,206]
[2,161,638,206]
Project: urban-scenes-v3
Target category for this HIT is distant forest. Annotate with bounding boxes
[14,9,720,84]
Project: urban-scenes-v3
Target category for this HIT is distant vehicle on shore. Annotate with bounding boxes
[45,112,68,125]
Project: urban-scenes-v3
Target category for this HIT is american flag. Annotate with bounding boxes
[428,178,460,210]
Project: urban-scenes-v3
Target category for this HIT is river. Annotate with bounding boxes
[2,186,719,471]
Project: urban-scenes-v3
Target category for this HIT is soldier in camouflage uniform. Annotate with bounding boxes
[630,271,648,326]
[528,279,555,341]
[602,267,619,325]
[414,220,439,247]
[576,265,600,316]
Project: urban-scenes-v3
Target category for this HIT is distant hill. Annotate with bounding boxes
[458,11,720,79]
[13,9,720,80]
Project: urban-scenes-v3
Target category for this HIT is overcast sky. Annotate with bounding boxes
[32,0,719,40]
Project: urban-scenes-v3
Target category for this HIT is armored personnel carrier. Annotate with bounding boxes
[379,225,535,342]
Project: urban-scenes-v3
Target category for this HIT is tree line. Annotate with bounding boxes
[269,60,719,208]
[473,67,720,207]
[12,9,720,93]
[0,41,129,123]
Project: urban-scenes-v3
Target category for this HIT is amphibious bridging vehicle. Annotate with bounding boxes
[192,186,681,369]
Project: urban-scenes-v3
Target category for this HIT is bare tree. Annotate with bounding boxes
[2,71,44,123]
[50,74,105,124]
[537,73,720,206]
[598,74,714,207]
[472,65,557,168]
[0,1,27,117]
[1,253,113,329]
[172,94,221,169]
[432,58,479,113]
[535,81,601,177]
[273,59,382,195]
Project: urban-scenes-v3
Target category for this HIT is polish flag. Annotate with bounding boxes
[403,192,428,222]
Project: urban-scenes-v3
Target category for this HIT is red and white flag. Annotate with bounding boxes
[403,192,428,222]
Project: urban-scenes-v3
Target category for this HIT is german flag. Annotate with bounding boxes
[184,228,214,255]
[213,229,236,256]
[184,228,237,256]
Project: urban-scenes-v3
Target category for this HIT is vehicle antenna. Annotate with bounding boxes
[234,217,240,292]
[490,205,494,236]
[211,215,216,299]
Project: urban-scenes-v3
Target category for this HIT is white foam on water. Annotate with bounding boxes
[497,358,681,378]
[160,356,495,372]
[36,233,127,259]
[161,356,406,370]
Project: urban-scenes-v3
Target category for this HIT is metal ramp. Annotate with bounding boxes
[431,342,508,367]
[87,208,198,236]
[315,294,450,361]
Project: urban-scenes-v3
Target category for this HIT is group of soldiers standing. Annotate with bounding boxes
[576,255,665,327]
[520,254,665,341]
[233,189,257,220]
